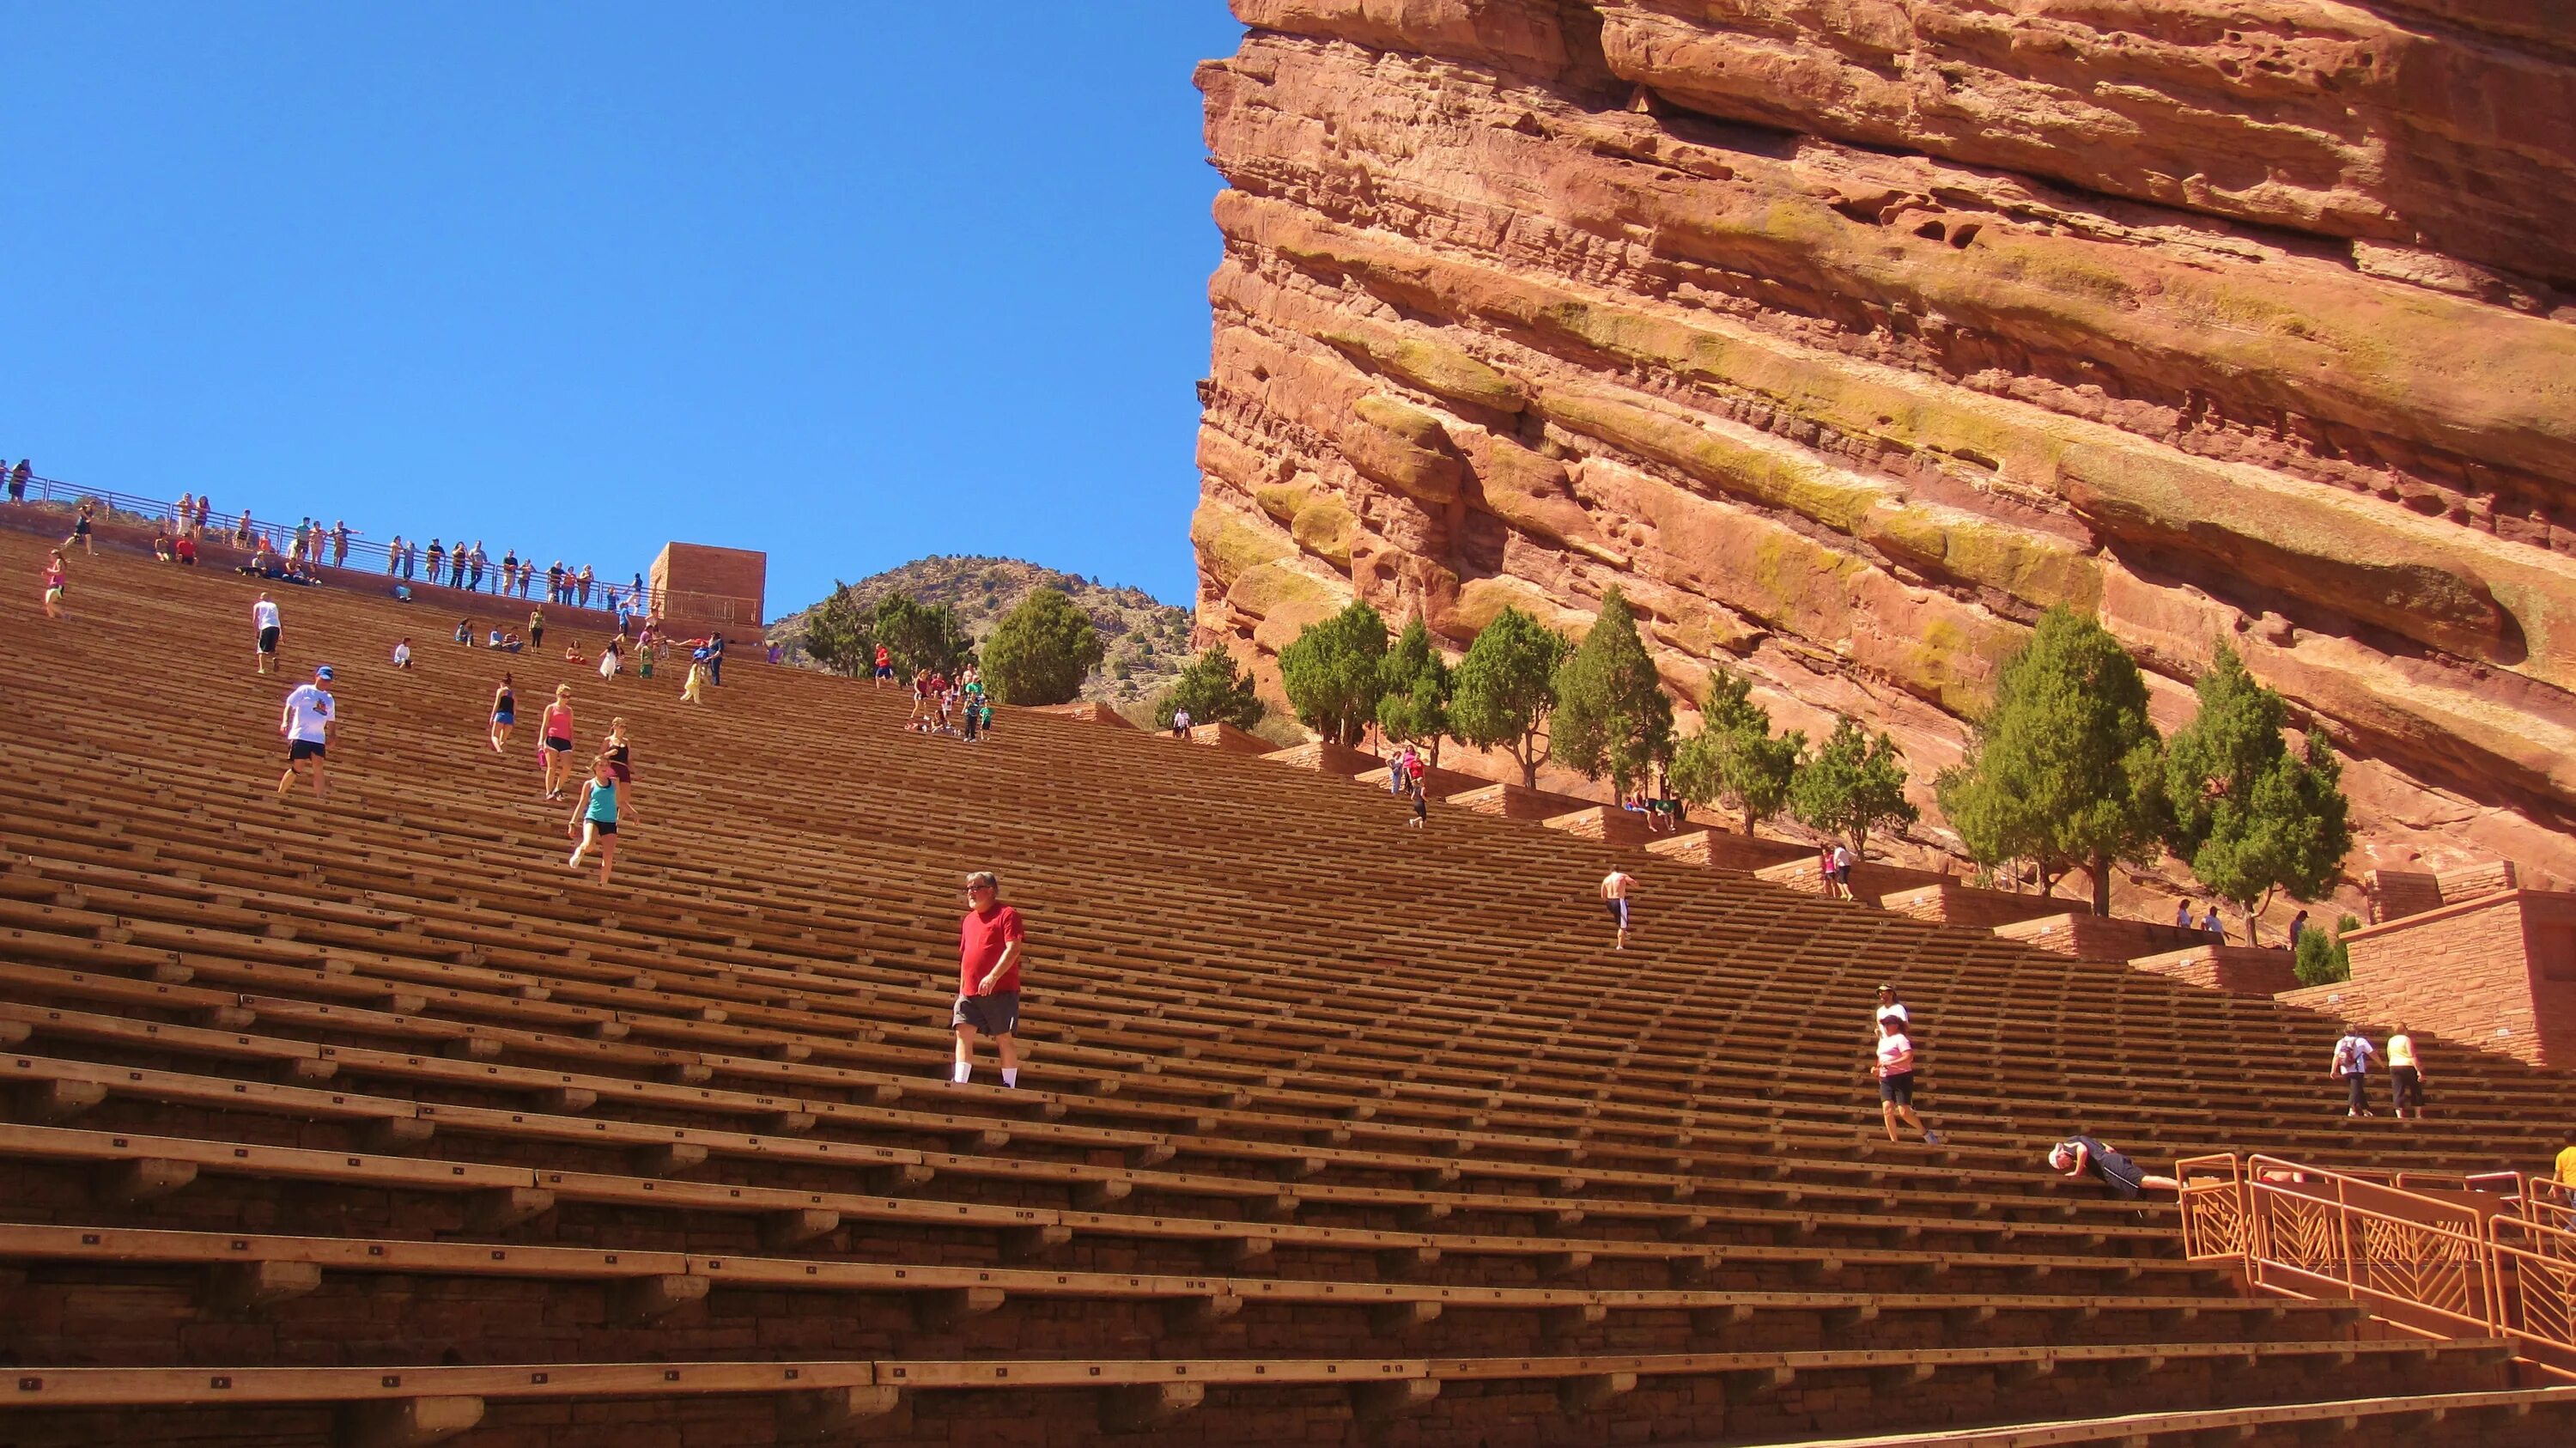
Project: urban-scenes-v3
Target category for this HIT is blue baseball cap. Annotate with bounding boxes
[315,666,335,681]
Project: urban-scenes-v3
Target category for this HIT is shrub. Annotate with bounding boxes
[981,588,1104,705]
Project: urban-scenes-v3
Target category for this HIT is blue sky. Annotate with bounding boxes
[2,2,1247,611]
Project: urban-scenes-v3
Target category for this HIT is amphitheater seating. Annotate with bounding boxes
[1,528,2573,1446]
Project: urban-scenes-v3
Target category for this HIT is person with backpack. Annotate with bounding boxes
[2331,1025,2378,1118]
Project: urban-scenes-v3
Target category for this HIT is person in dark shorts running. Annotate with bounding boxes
[276,665,336,801]
[603,717,639,821]
[489,674,517,753]
[566,755,620,885]
[874,642,893,689]
[1600,867,1635,950]
[2048,1136,2179,1197]
[252,593,283,675]
[62,500,96,554]
[1872,1014,1941,1145]
[538,684,576,800]
[951,870,1025,1087]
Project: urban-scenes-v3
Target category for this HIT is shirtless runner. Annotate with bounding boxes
[1601,867,1635,950]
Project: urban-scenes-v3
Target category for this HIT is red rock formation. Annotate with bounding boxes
[1191,1,2576,918]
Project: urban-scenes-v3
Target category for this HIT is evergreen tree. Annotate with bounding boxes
[1933,607,2167,915]
[978,587,1104,706]
[1376,615,1453,764]
[799,581,874,677]
[1449,605,1571,788]
[2164,642,2354,937]
[1153,647,1267,731]
[1548,587,1675,795]
[2293,913,2360,987]
[1667,670,1803,835]
[871,593,975,678]
[1792,717,1919,857]
[1277,600,1390,745]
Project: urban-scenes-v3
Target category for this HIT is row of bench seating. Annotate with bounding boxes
[1,529,2570,1445]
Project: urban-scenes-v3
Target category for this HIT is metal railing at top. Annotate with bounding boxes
[2178,1152,2576,1378]
[5,472,655,610]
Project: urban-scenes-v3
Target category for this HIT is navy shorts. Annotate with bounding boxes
[288,739,326,762]
[1879,1070,1915,1107]
[952,990,1020,1036]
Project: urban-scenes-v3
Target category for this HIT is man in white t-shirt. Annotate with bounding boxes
[1830,843,1856,899]
[277,665,337,801]
[2330,1025,2378,1118]
[252,593,283,675]
[1874,984,1910,1031]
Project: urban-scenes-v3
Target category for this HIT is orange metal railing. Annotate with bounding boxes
[2177,1153,2576,1378]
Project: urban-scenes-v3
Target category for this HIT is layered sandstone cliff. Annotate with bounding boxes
[1189,0,2576,911]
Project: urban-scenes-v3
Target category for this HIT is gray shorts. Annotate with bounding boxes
[952,990,1019,1036]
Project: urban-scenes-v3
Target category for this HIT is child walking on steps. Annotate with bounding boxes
[567,756,619,885]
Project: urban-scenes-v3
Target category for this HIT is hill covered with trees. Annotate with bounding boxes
[767,556,1194,710]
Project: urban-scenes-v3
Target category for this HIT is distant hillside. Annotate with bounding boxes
[768,556,1195,709]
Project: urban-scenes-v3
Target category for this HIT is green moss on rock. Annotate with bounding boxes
[1191,497,1297,589]
[1319,325,1527,411]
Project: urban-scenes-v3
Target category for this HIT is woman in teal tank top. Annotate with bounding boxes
[567,756,620,885]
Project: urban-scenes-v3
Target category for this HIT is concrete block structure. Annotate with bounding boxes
[648,541,766,639]
[2329,889,2576,1068]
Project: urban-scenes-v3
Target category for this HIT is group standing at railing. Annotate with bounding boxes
[3,465,657,620]
[375,532,649,617]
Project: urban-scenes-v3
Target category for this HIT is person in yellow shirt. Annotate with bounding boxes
[2386,1026,2426,1120]
[2558,1140,2576,1194]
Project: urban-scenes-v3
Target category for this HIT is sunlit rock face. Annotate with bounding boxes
[1191,0,2576,908]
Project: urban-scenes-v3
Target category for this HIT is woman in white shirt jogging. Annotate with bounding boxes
[1872,1015,1941,1146]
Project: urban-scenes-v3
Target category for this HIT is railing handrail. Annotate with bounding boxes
[2186,1151,2576,1377]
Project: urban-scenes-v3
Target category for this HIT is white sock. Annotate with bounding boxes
[1001,1068,1018,1088]
[951,1062,970,1085]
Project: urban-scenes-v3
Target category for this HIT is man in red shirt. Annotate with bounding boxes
[951,870,1025,1086]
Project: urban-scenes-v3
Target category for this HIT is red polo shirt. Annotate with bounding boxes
[959,903,1025,995]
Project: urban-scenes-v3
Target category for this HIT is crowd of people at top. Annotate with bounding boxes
[380,532,647,616]
[15,475,655,620]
